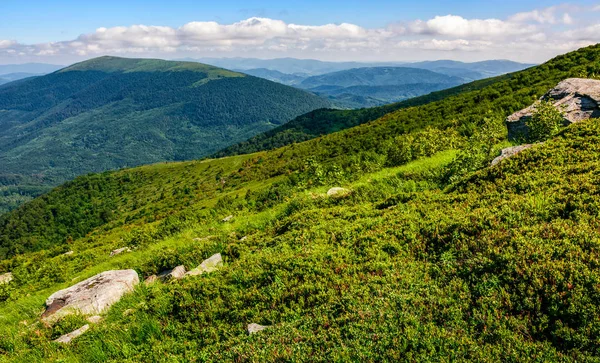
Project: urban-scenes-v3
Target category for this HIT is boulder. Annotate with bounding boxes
[110,247,131,257]
[186,253,223,277]
[327,187,350,198]
[222,215,234,222]
[63,251,74,256]
[42,269,139,323]
[507,78,600,140]
[491,144,534,166]
[247,323,270,334]
[144,275,158,284]
[157,265,186,281]
[0,272,13,285]
[54,324,89,344]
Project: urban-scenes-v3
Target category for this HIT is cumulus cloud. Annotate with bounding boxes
[0,4,599,64]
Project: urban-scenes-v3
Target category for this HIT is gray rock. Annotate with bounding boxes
[157,265,186,281]
[222,215,234,222]
[186,253,223,277]
[86,315,103,324]
[110,247,131,257]
[0,272,13,285]
[507,78,600,140]
[63,251,74,256]
[42,269,139,323]
[247,323,270,334]
[491,144,534,166]
[327,187,350,197]
[54,324,90,344]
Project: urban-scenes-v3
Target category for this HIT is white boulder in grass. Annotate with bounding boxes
[157,265,187,281]
[54,324,90,344]
[327,187,350,197]
[0,272,13,285]
[186,253,223,277]
[42,269,139,323]
[247,323,270,334]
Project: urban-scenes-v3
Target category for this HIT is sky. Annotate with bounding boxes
[1,0,600,65]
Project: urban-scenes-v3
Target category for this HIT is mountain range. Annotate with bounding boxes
[0,56,330,212]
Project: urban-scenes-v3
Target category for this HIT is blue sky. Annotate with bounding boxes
[1,0,593,43]
[1,1,599,63]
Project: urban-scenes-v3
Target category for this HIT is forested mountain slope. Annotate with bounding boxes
[296,67,466,107]
[0,56,330,212]
[0,45,599,361]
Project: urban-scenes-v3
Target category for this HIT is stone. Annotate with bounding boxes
[157,265,186,281]
[86,315,103,324]
[247,323,270,334]
[42,269,139,323]
[327,187,350,197]
[240,236,248,242]
[186,253,223,277]
[491,144,534,166]
[144,275,158,284]
[63,251,74,256]
[54,324,90,344]
[0,272,13,285]
[222,215,234,222]
[507,78,600,140]
[110,247,131,257]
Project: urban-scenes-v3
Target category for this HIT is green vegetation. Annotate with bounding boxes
[0,45,600,361]
[0,56,330,212]
[527,100,566,142]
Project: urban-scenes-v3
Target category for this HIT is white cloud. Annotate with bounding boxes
[0,5,599,64]
[409,15,536,38]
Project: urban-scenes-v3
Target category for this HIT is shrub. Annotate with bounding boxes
[527,99,565,142]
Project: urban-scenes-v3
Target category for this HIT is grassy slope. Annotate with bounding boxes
[1,45,600,361]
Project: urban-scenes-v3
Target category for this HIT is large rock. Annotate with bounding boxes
[0,272,13,285]
[54,324,90,344]
[507,78,600,140]
[491,144,534,166]
[186,253,223,277]
[42,269,139,323]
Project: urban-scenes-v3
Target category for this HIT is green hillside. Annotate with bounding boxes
[216,74,513,158]
[0,56,331,213]
[0,45,600,361]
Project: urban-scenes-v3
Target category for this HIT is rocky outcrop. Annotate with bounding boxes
[247,323,270,334]
[327,187,351,198]
[491,144,534,166]
[54,324,90,344]
[157,265,186,281]
[42,269,139,323]
[0,272,13,285]
[186,253,223,277]
[507,78,600,140]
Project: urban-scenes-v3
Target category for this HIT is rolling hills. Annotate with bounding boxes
[0,45,599,361]
[0,56,331,213]
[297,67,466,107]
